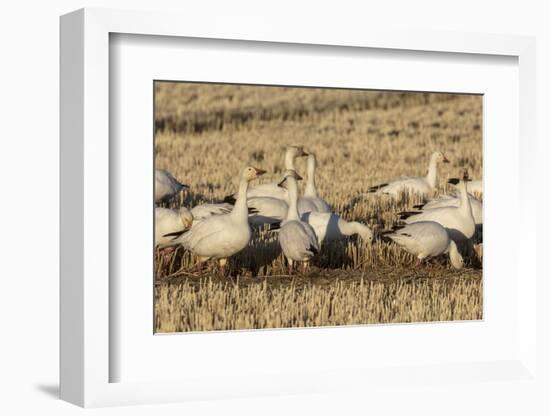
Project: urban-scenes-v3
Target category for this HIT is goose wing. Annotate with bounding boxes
[190,203,233,220]
[387,222,448,257]
[279,220,319,260]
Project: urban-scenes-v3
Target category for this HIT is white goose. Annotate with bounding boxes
[368,151,450,197]
[385,221,464,269]
[278,170,319,273]
[413,192,483,225]
[171,166,266,274]
[300,212,373,247]
[401,169,475,243]
[225,145,307,201]
[155,169,188,203]
[301,153,331,213]
[155,207,193,248]
[245,170,318,225]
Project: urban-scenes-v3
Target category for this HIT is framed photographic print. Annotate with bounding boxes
[60,7,539,408]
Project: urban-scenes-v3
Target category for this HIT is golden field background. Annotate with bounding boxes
[154,82,483,333]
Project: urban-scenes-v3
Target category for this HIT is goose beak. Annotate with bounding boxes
[254,168,267,176]
[442,154,450,163]
[295,173,303,181]
[298,148,308,157]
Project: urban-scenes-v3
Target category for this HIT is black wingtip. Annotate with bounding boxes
[368,183,388,193]
[447,178,460,185]
[248,207,259,214]
[309,245,319,256]
[163,229,189,239]
[223,195,237,204]
[412,203,426,210]
[269,222,282,231]
[398,211,419,220]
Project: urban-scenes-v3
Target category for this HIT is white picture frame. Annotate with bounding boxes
[60,7,538,408]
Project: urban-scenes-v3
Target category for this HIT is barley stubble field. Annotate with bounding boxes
[154,82,483,333]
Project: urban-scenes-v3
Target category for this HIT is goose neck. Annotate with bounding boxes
[284,151,296,170]
[231,177,250,222]
[426,156,438,188]
[285,179,300,221]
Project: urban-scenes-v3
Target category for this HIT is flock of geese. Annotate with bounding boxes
[155,146,483,275]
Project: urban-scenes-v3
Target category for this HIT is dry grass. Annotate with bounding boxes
[154,82,483,332]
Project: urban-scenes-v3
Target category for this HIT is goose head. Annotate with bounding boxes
[277,169,303,188]
[355,222,374,244]
[448,240,464,269]
[432,151,450,164]
[448,168,472,185]
[177,207,194,229]
[286,145,308,159]
[242,166,267,181]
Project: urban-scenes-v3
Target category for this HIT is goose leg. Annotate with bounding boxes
[219,258,227,277]
[287,259,294,275]
[190,257,207,274]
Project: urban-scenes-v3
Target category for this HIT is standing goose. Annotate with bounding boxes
[155,169,188,203]
[155,207,193,248]
[368,151,450,197]
[278,170,319,273]
[301,153,331,213]
[400,169,475,244]
[170,166,266,274]
[384,221,464,269]
[224,145,307,202]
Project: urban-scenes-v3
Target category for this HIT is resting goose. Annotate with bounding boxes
[170,166,266,274]
[301,153,331,213]
[413,193,483,225]
[401,169,475,243]
[299,212,373,247]
[225,145,307,201]
[155,169,188,203]
[384,221,464,269]
[368,151,450,197]
[155,207,193,248]
[278,170,319,273]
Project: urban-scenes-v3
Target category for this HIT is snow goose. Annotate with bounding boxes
[245,170,318,225]
[170,166,266,274]
[384,221,464,269]
[301,153,331,213]
[155,207,193,248]
[299,212,373,247]
[155,169,188,203]
[400,169,475,243]
[368,151,450,197]
[277,170,319,273]
[224,145,307,201]
[413,193,483,225]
